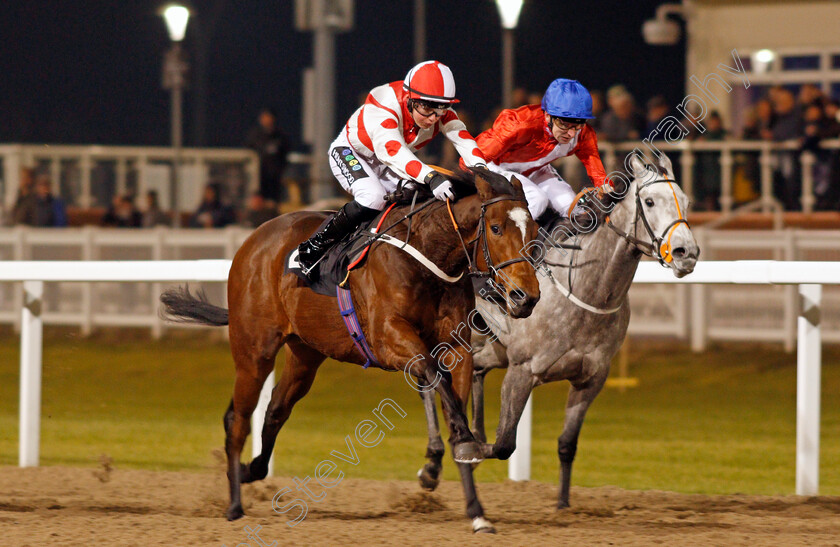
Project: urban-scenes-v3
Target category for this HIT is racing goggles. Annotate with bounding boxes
[552,117,586,132]
[410,99,450,118]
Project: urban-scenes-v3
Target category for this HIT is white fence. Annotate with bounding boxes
[1,260,831,497]
[2,226,840,350]
[508,260,834,497]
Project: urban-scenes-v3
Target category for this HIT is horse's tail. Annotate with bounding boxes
[160,285,229,326]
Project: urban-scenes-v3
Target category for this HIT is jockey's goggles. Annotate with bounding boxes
[410,99,450,118]
[552,117,586,132]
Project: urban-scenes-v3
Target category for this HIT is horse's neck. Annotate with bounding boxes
[551,185,641,305]
[405,196,481,276]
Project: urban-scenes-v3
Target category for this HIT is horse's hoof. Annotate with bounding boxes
[557,500,570,510]
[241,459,267,484]
[417,465,440,491]
[226,504,245,521]
[472,516,496,533]
[453,442,484,464]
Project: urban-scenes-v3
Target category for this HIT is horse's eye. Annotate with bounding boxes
[490,224,502,235]
[644,198,655,207]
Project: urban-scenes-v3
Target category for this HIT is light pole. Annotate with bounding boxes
[161,4,191,227]
[496,0,524,109]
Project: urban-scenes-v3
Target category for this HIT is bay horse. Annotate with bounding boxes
[160,167,540,521]
[418,154,700,532]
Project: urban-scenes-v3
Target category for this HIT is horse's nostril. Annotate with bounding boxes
[509,289,527,306]
[672,247,686,258]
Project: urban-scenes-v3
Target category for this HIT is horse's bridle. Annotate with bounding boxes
[606,178,690,267]
[450,194,531,283]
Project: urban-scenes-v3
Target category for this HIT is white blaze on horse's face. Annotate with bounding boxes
[639,177,699,276]
[508,207,529,245]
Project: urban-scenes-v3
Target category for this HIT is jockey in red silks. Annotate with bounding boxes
[297,60,487,276]
[474,78,611,224]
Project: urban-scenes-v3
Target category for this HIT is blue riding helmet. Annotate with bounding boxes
[541,78,595,120]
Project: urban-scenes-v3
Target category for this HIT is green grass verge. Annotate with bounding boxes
[0,330,838,496]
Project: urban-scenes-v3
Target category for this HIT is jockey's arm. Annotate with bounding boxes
[574,125,611,188]
[472,109,520,165]
[363,106,435,183]
[440,111,486,168]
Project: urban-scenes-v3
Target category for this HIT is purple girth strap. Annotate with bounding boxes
[336,285,379,369]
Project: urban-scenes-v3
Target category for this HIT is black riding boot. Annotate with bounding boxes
[297,201,378,276]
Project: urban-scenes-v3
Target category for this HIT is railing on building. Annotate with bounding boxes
[1,140,838,217]
[560,138,840,214]
[0,143,312,213]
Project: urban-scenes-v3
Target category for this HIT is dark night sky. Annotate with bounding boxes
[0,1,685,151]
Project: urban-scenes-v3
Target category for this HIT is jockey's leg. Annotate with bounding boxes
[297,138,384,275]
[516,176,550,220]
[296,200,380,274]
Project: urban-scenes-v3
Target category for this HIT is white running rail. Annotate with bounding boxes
[1,259,834,494]
[508,260,836,496]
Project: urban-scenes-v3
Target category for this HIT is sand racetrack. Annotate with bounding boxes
[2,466,840,546]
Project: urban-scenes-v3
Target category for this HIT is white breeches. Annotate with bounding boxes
[486,164,577,218]
[328,132,405,211]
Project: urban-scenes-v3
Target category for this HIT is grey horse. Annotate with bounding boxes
[418,153,700,533]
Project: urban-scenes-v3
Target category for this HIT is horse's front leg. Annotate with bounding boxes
[471,368,488,443]
[377,319,481,462]
[417,390,445,491]
[485,364,535,460]
[557,364,609,509]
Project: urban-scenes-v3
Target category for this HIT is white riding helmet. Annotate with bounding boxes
[403,60,459,104]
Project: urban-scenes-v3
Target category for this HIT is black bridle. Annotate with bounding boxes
[365,190,531,283]
[459,195,531,282]
[607,178,690,267]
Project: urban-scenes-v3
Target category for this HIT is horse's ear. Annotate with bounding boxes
[473,169,494,200]
[657,153,676,180]
[629,154,648,180]
[509,174,525,199]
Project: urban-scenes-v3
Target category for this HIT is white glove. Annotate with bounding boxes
[432,179,455,201]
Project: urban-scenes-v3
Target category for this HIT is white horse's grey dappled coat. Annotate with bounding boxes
[419,154,700,533]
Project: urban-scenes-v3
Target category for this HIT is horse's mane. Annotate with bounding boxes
[601,162,666,209]
[447,166,527,202]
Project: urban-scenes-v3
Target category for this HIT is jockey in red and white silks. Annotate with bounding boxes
[475,79,610,220]
[333,61,486,210]
[297,60,486,277]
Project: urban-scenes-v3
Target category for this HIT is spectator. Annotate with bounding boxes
[240,193,277,228]
[11,167,36,225]
[643,95,670,141]
[798,83,824,109]
[15,174,67,227]
[694,111,728,210]
[189,183,236,228]
[141,190,171,227]
[600,84,643,141]
[819,100,840,210]
[589,89,605,134]
[245,107,291,205]
[511,87,529,109]
[769,89,803,210]
[101,194,142,227]
[751,98,775,141]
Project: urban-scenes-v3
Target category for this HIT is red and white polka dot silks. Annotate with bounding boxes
[343,76,485,185]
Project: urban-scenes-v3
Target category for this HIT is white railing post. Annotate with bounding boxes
[508,393,533,481]
[252,370,275,477]
[759,144,775,213]
[19,280,44,467]
[796,283,821,495]
[800,151,815,214]
[719,149,734,214]
[680,147,695,206]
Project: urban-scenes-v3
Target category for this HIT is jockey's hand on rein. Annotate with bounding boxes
[426,172,456,202]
